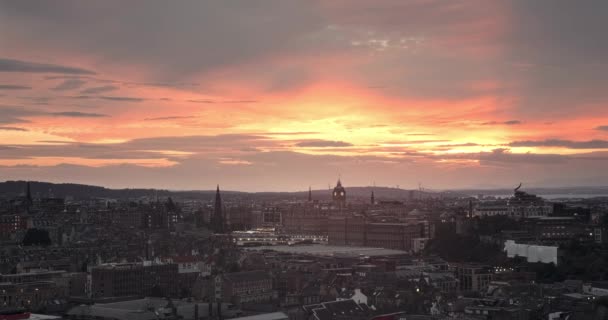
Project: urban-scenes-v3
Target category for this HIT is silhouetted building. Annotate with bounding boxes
[328,216,426,251]
[211,185,225,233]
[219,270,273,305]
[332,180,346,209]
[91,262,178,298]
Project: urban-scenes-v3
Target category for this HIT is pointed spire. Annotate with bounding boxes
[308,186,312,202]
[24,181,33,214]
[213,185,224,233]
[25,181,32,203]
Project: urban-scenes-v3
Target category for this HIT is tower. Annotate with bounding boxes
[308,186,312,202]
[332,179,346,209]
[212,185,225,233]
[371,191,375,205]
[24,181,33,214]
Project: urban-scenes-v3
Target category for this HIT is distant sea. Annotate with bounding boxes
[480,194,608,199]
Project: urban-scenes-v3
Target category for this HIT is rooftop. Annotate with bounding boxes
[230,312,289,320]
[247,244,407,257]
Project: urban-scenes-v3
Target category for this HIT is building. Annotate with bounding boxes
[211,185,225,234]
[0,281,61,312]
[452,264,493,293]
[473,184,553,219]
[219,270,273,305]
[328,216,426,252]
[262,206,282,227]
[91,262,178,298]
[327,215,366,246]
[525,216,593,244]
[332,180,346,209]
[504,240,559,265]
[282,204,328,236]
[66,298,241,320]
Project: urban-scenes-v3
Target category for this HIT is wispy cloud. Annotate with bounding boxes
[595,125,608,131]
[295,140,353,147]
[50,111,108,118]
[144,116,196,121]
[80,85,119,94]
[0,126,28,131]
[99,96,144,102]
[0,58,95,75]
[0,84,31,90]
[51,79,86,91]
[510,139,608,149]
[482,120,522,126]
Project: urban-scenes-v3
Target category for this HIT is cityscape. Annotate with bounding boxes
[2,1,608,320]
[1,180,608,319]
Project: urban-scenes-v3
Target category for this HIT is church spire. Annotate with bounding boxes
[25,181,32,202]
[24,181,33,214]
[212,185,224,233]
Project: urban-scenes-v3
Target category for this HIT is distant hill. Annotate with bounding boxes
[1,180,607,201]
[0,180,434,201]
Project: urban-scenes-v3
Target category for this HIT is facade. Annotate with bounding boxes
[525,216,593,244]
[91,262,178,298]
[219,270,274,304]
[328,216,426,251]
[0,281,60,311]
[262,206,282,227]
[332,180,346,209]
[282,204,328,236]
[473,185,553,219]
[452,264,493,293]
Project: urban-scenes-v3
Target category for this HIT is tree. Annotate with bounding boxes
[22,228,52,246]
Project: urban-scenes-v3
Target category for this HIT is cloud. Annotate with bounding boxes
[0,106,37,124]
[482,120,522,125]
[595,125,608,131]
[68,95,144,102]
[187,99,215,104]
[0,126,28,131]
[509,139,608,149]
[438,143,480,148]
[383,140,451,145]
[50,111,108,118]
[0,84,31,90]
[0,58,95,74]
[187,99,258,104]
[80,85,119,94]
[99,96,144,102]
[144,116,196,121]
[51,79,86,91]
[295,140,353,147]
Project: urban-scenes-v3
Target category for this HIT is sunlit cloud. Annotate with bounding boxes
[1,1,608,190]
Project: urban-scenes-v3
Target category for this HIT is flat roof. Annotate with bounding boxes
[246,244,407,257]
[230,312,289,320]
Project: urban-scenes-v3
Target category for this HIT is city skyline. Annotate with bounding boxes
[2,1,608,191]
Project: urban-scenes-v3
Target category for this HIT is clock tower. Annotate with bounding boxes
[332,179,346,208]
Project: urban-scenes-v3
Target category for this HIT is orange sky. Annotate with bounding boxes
[1,1,608,191]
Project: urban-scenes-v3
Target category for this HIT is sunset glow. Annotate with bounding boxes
[2,1,608,191]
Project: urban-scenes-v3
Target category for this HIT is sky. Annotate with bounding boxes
[1,0,608,191]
